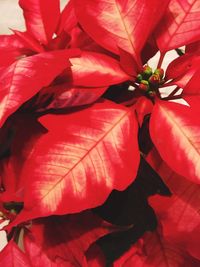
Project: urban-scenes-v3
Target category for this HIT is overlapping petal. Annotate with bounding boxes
[113,228,200,266]
[156,0,200,52]
[19,0,60,44]
[0,241,32,267]
[5,100,139,224]
[70,51,130,87]
[74,0,169,64]
[150,97,200,184]
[24,211,117,267]
[0,49,79,128]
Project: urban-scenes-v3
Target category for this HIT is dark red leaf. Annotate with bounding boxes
[119,48,139,77]
[74,0,169,64]
[70,51,130,87]
[186,41,200,54]
[19,0,60,44]
[156,0,200,52]
[150,97,200,184]
[85,244,106,267]
[0,115,46,204]
[148,149,200,260]
[113,228,200,266]
[46,31,71,51]
[24,211,116,267]
[0,49,79,128]
[35,83,108,111]
[141,37,158,65]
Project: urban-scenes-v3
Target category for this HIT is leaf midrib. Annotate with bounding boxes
[160,104,200,158]
[31,108,133,205]
[0,62,18,126]
[114,0,136,55]
[164,0,195,49]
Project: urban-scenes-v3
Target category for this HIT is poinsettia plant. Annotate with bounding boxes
[0,0,200,266]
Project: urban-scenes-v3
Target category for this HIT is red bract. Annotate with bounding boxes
[0,115,45,205]
[0,49,79,128]
[0,35,29,69]
[24,211,117,267]
[113,229,200,267]
[186,41,200,54]
[165,52,200,89]
[2,100,139,226]
[74,0,169,64]
[23,240,67,267]
[57,0,77,34]
[1,0,200,265]
[0,241,31,267]
[84,244,106,267]
[184,69,200,95]
[150,96,200,184]
[19,0,60,44]
[35,85,108,111]
[156,0,200,52]
[70,51,130,87]
[148,149,200,260]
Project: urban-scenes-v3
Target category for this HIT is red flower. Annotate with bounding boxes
[1,0,200,266]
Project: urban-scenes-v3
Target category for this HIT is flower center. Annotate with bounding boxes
[136,65,164,98]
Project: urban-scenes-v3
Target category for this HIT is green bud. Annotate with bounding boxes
[141,80,149,85]
[136,74,143,82]
[154,68,164,79]
[142,65,153,79]
[148,90,156,98]
[10,209,16,214]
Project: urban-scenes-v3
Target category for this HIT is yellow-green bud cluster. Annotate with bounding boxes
[137,65,164,97]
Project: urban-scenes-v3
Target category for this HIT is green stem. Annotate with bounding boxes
[175,48,185,56]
